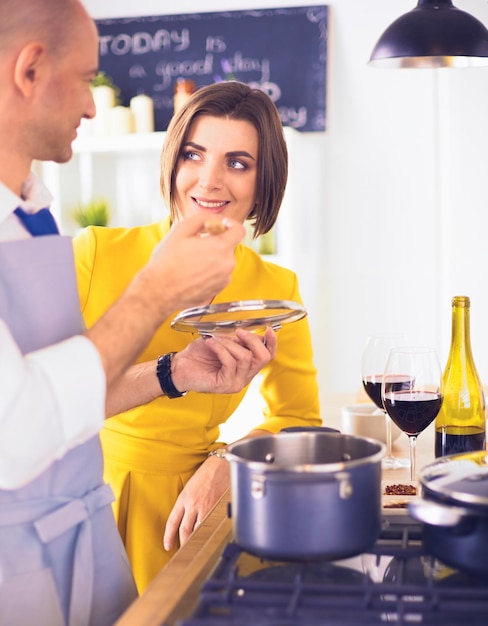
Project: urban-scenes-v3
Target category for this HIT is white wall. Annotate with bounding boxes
[81,0,488,395]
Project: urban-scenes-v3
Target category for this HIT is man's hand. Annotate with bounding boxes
[88,213,245,388]
[142,213,246,316]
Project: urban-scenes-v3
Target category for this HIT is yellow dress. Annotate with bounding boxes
[73,216,321,592]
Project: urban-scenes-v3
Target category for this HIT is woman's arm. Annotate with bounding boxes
[105,328,277,417]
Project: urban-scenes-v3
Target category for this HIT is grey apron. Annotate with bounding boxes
[0,236,137,626]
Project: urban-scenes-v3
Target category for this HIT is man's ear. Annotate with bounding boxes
[13,42,46,97]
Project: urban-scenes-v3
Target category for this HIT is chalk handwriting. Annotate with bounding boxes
[129,64,147,79]
[247,81,281,102]
[95,6,327,132]
[206,35,227,53]
[277,106,308,129]
[99,29,190,56]
[221,53,270,83]
[154,54,214,90]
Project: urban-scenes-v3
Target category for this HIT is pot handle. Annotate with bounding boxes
[408,498,472,527]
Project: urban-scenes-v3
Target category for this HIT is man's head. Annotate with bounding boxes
[0,0,99,189]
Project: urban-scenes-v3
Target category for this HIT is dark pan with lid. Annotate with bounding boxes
[409,450,488,575]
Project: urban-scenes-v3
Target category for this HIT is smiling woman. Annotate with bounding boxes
[72,80,321,594]
[161,81,288,237]
[173,114,258,224]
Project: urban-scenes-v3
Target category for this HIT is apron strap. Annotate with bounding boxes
[33,483,114,542]
[34,483,114,626]
[0,483,114,626]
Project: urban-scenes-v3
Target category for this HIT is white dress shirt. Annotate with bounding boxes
[0,173,106,489]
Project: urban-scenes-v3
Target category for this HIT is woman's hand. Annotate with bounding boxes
[105,327,276,417]
[163,429,269,551]
[172,327,277,394]
[163,452,230,551]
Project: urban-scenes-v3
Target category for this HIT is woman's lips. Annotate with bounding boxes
[192,197,229,211]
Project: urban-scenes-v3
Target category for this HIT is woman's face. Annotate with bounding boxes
[173,115,259,224]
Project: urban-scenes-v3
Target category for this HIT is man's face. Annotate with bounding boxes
[33,14,99,164]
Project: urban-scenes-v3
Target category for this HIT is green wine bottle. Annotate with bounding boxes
[435,296,486,457]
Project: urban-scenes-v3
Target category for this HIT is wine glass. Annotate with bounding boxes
[382,347,442,481]
[361,334,410,470]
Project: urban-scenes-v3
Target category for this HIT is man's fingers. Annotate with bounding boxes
[172,212,245,242]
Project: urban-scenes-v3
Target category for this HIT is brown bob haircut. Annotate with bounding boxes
[160,80,288,237]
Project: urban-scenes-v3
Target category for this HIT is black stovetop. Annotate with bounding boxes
[176,514,488,625]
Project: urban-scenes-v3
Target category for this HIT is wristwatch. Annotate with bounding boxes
[156,352,188,399]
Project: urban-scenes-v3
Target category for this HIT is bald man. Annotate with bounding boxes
[0,1,276,624]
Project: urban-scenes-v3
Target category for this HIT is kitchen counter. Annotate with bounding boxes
[115,392,437,626]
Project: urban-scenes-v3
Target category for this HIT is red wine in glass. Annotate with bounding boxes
[363,375,413,410]
[382,347,442,481]
[361,334,411,470]
[383,390,442,435]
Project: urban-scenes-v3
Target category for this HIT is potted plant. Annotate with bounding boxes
[91,71,121,106]
[72,199,110,228]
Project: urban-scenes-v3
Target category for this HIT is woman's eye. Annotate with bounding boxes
[229,159,246,170]
[182,150,200,161]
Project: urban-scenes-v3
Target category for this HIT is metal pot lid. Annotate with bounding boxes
[419,451,488,507]
[171,299,307,335]
[225,431,385,473]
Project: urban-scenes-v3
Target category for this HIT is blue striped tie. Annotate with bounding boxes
[14,207,59,236]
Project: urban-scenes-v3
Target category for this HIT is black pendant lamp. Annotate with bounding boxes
[369,0,488,68]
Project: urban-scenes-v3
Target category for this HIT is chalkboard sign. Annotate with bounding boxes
[95,6,327,133]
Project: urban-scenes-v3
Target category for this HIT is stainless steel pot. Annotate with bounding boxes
[225,431,385,560]
[409,450,488,575]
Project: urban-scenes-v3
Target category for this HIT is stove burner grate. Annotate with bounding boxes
[178,521,488,626]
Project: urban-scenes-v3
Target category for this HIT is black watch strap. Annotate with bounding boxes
[156,352,188,399]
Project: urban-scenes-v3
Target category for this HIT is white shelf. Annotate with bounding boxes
[38,131,167,234]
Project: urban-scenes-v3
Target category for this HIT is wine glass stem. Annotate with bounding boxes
[408,435,417,482]
[384,411,393,457]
